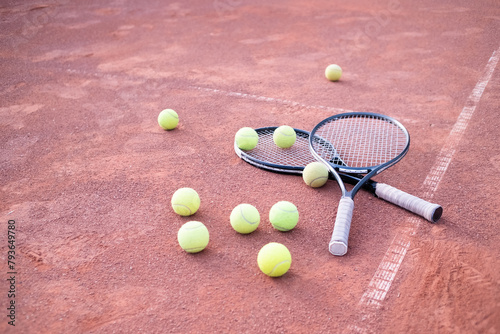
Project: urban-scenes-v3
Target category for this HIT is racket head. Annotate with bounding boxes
[309,112,410,175]
[234,127,322,174]
[234,127,376,191]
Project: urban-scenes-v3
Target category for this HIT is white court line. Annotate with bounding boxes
[64,68,356,115]
[351,46,500,332]
[190,85,355,114]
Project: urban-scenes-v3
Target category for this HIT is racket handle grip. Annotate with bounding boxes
[374,183,443,223]
[329,197,354,256]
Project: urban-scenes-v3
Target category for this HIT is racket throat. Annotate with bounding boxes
[342,169,379,197]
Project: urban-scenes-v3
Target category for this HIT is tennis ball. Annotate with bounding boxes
[158,109,179,130]
[325,64,342,81]
[257,242,292,277]
[269,201,299,231]
[303,162,329,188]
[273,125,296,148]
[171,187,200,216]
[235,127,259,150]
[177,221,209,253]
[230,203,260,234]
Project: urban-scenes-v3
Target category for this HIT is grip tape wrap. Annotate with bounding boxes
[375,183,442,222]
[329,197,354,256]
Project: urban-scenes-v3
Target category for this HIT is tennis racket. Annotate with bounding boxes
[309,112,432,256]
[234,126,442,226]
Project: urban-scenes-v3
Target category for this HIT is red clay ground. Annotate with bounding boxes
[1,0,499,333]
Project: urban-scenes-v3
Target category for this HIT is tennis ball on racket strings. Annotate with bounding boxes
[257,242,292,277]
[325,64,342,81]
[273,125,296,148]
[171,187,200,216]
[235,127,259,150]
[158,108,179,130]
[177,221,209,253]
[269,201,299,231]
[230,203,260,234]
[303,161,329,188]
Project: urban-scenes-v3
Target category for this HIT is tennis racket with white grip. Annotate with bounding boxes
[309,112,434,255]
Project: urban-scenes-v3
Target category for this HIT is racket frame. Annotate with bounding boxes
[309,112,411,256]
[309,112,410,198]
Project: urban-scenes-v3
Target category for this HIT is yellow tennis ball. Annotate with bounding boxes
[177,221,209,253]
[325,64,342,81]
[257,242,292,277]
[273,125,296,148]
[230,203,260,234]
[303,162,329,188]
[171,187,200,216]
[269,201,299,231]
[235,127,259,150]
[158,108,179,130]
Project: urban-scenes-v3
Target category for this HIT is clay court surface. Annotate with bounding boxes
[1,0,499,333]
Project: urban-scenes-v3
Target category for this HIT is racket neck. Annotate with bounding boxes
[341,168,380,197]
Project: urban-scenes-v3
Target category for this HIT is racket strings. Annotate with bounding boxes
[312,115,408,168]
[246,129,314,167]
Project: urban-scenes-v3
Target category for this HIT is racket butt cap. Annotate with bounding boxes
[431,206,443,223]
[329,241,348,256]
